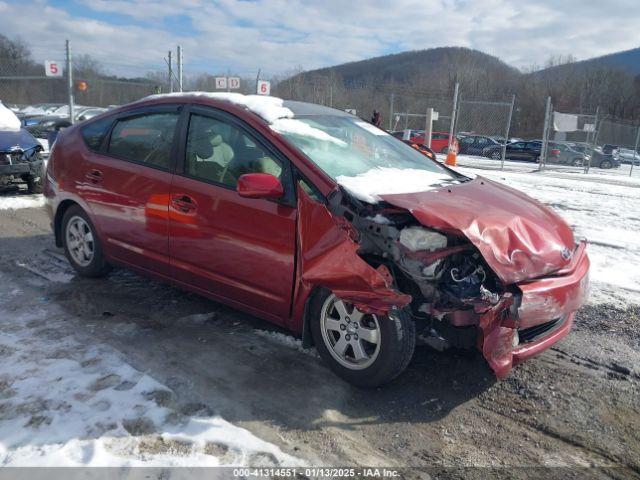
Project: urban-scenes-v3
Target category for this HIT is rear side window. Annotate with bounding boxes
[81,117,113,151]
[107,113,179,169]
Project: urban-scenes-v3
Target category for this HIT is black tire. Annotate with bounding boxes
[61,205,111,278]
[441,147,449,154]
[572,158,583,167]
[600,159,612,169]
[490,150,501,160]
[26,174,43,194]
[309,289,415,388]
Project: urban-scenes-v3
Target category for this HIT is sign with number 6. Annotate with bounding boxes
[257,80,270,96]
[44,60,63,77]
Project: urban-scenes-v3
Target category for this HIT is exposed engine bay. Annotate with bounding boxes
[327,187,510,352]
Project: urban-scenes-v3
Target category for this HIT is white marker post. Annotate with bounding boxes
[215,77,228,90]
[257,80,270,96]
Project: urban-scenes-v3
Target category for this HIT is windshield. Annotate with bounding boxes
[273,114,454,180]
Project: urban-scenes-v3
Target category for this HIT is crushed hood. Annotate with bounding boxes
[380,177,575,284]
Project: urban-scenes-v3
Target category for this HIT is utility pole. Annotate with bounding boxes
[176,45,183,92]
[424,108,434,148]
[65,40,75,125]
[389,92,395,131]
[585,106,600,174]
[168,50,173,93]
[501,94,516,170]
[255,69,261,95]
[539,96,552,171]
[631,125,640,177]
[448,82,459,151]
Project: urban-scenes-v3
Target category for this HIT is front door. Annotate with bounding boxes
[82,106,180,275]
[168,109,296,324]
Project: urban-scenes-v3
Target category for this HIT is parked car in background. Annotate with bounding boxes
[391,130,458,153]
[0,103,45,193]
[618,148,639,164]
[457,134,502,156]
[44,93,589,387]
[546,142,586,166]
[589,145,621,169]
[482,140,548,162]
[25,107,108,139]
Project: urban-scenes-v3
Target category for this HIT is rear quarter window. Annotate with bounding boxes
[81,117,113,151]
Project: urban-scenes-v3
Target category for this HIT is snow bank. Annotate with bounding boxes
[144,92,294,123]
[0,281,301,467]
[0,195,45,210]
[0,102,21,131]
[336,167,455,203]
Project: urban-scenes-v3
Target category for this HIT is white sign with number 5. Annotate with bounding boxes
[257,80,270,96]
[44,60,63,77]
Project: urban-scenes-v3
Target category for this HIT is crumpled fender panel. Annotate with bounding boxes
[294,188,411,317]
[381,177,575,284]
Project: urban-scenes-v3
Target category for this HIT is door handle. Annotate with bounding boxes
[171,194,197,213]
[85,169,102,184]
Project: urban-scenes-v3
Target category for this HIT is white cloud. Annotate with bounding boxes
[0,0,638,78]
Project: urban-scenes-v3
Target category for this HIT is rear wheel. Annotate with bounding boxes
[62,206,111,277]
[310,290,415,387]
[572,157,583,167]
[490,150,501,160]
[441,147,449,154]
[600,159,612,169]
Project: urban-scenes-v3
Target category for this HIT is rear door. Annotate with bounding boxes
[81,106,180,275]
[168,107,296,324]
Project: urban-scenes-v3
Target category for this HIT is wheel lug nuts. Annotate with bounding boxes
[345,334,351,341]
[354,334,358,340]
[340,324,346,330]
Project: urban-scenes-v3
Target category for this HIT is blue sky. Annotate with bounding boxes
[1,0,638,78]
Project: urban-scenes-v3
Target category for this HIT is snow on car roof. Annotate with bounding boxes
[144,92,295,123]
[0,102,21,132]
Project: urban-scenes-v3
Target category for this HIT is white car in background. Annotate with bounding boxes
[618,148,639,164]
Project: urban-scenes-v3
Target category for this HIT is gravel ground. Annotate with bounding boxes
[0,190,638,477]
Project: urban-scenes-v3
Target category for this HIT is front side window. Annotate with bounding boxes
[81,117,113,151]
[185,114,282,187]
[107,112,179,169]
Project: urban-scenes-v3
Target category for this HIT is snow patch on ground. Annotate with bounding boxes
[254,330,319,358]
[0,194,45,210]
[0,275,300,467]
[0,102,21,131]
[337,167,455,203]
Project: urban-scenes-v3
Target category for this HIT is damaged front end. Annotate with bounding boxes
[295,175,589,379]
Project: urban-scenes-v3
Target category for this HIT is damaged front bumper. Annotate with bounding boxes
[479,241,590,378]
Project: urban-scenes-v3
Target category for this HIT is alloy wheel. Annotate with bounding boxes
[65,216,95,267]
[320,294,381,370]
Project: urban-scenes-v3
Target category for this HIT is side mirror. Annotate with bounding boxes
[237,173,284,199]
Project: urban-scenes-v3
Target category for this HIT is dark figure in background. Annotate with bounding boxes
[371,110,381,127]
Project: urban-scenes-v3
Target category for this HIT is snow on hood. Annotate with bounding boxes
[144,92,294,123]
[336,167,457,203]
[0,102,21,132]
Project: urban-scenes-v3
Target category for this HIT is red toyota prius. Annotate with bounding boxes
[44,93,589,387]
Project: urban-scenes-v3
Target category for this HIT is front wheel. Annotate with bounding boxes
[490,150,501,160]
[26,174,43,194]
[600,159,612,169]
[310,291,415,387]
[62,205,111,277]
